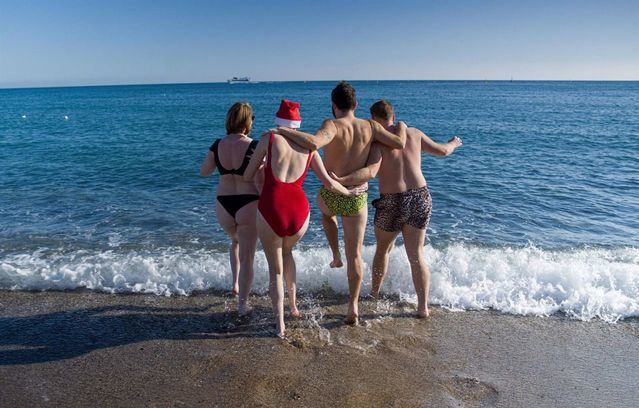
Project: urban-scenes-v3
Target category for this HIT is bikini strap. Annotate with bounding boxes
[236,139,259,175]
[210,139,229,174]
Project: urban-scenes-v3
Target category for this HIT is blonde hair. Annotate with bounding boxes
[225,102,253,135]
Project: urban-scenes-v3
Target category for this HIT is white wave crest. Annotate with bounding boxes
[1,244,638,322]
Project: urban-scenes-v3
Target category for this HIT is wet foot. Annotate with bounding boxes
[344,313,359,326]
[289,307,302,318]
[416,308,429,318]
[238,304,252,317]
[329,258,343,268]
[230,287,239,296]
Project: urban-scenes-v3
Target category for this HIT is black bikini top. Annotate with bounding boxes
[209,139,258,176]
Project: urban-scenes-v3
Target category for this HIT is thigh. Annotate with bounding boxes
[216,201,238,239]
[401,224,426,260]
[282,214,310,253]
[235,200,258,233]
[316,190,335,217]
[341,205,368,256]
[374,226,400,254]
[257,212,283,269]
[236,211,258,258]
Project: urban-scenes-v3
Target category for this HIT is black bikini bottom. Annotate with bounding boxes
[217,194,259,218]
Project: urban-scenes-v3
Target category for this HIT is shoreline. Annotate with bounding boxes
[1,291,638,407]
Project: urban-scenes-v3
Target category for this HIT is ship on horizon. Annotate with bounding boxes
[227,76,251,84]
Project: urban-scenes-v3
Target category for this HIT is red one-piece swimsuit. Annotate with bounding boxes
[258,132,313,237]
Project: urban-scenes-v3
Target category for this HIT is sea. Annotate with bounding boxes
[1,81,638,322]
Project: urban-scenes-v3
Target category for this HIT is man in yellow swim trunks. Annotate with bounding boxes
[275,82,406,324]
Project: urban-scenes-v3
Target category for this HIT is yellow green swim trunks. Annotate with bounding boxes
[319,187,368,216]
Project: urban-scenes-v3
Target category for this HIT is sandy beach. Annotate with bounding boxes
[1,290,638,407]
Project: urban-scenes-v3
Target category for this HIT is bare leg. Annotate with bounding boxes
[282,216,309,318]
[229,240,239,295]
[341,207,368,325]
[402,225,429,318]
[317,192,342,268]
[215,201,240,296]
[257,212,285,336]
[371,227,400,298]
[235,202,258,316]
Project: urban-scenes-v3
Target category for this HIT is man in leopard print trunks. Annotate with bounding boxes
[332,100,462,317]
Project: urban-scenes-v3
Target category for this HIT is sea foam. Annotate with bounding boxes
[1,244,638,322]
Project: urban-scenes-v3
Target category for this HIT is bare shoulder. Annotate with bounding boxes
[407,127,425,138]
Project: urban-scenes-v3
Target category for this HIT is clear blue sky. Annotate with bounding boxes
[1,0,637,87]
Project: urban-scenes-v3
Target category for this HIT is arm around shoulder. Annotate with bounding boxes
[243,134,269,181]
[277,119,337,151]
[372,120,406,149]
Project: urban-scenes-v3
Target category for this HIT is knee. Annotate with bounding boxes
[406,252,425,267]
[374,247,390,260]
[346,253,363,268]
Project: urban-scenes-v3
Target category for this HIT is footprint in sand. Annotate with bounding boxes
[442,375,499,407]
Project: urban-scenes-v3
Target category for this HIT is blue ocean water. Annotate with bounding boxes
[1,81,638,321]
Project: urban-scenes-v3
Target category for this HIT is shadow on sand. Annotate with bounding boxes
[0,303,281,366]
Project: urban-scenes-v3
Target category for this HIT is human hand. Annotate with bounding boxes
[347,182,368,196]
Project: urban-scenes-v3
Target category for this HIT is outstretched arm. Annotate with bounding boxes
[243,133,269,181]
[417,128,463,156]
[275,119,337,151]
[199,149,217,176]
[330,144,382,186]
[310,152,352,196]
[371,120,406,149]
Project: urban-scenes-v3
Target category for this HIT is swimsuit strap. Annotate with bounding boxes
[211,138,258,176]
[266,132,275,170]
[235,139,259,176]
[210,139,230,175]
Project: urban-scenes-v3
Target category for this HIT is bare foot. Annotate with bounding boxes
[416,308,429,318]
[238,303,252,317]
[290,307,302,318]
[329,258,343,268]
[230,287,239,296]
[344,313,359,326]
[369,291,380,300]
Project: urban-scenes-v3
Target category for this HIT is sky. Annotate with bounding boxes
[0,0,637,87]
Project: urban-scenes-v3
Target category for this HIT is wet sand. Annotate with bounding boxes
[1,290,638,407]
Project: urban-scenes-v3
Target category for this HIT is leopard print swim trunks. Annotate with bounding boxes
[372,186,432,232]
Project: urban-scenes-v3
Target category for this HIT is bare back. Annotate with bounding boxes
[322,117,376,177]
[377,127,426,194]
[214,136,260,196]
[268,133,311,182]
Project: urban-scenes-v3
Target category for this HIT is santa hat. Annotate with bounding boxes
[275,99,302,128]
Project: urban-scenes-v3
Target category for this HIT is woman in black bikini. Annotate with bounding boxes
[200,102,262,315]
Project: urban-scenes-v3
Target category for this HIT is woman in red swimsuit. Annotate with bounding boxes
[245,100,350,337]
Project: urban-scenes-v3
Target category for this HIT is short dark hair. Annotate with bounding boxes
[331,81,357,110]
[370,100,394,121]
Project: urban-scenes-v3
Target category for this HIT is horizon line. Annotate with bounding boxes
[1,78,638,91]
